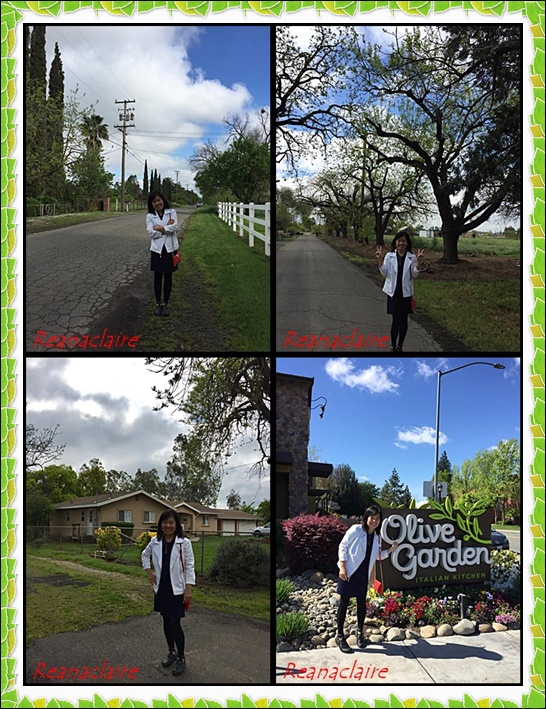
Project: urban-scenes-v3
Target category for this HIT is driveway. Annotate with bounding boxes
[26,608,270,685]
[276,233,443,352]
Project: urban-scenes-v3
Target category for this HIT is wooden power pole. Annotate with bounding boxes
[114,99,135,211]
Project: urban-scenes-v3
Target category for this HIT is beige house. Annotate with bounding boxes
[276,372,333,520]
[51,489,176,538]
[174,501,259,535]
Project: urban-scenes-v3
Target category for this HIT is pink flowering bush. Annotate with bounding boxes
[282,514,347,574]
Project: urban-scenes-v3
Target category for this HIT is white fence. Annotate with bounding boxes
[217,201,270,256]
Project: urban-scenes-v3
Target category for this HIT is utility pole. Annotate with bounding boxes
[114,99,135,212]
[174,170,180,184]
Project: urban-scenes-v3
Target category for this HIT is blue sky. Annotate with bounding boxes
[277,357,521,502]
[44,25,270,192]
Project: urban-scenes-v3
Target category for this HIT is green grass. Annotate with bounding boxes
[183,209,270,349]
[394,235,520,258]
[25,210,143,234]
[416,279,520,350]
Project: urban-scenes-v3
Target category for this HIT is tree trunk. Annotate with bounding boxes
[440,225,461,264]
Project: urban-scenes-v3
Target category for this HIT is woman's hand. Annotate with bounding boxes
[388,541,399,555]
[416,249,425,263]
[183,585,192,602]
[153,225,166,233]
[167,218,175,225]
[339,563,348,582]
[375,246,384,260]
[147,571,156,587]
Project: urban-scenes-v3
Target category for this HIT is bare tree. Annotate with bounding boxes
[25,423,65,472]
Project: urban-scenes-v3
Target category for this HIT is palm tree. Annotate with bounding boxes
[81,114,109,153]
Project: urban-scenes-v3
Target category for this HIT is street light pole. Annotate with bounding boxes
[433,362,505,502]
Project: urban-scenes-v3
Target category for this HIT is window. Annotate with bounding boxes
[89,510,93,522]
[203,515,209,527]
[143,511,156,523]
[118,510,132,522]
[81,511,85,521]
[66,511,70,521]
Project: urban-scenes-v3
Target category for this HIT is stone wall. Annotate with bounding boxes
[277,375,312,518]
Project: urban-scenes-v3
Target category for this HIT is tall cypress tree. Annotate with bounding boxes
[29,25,47,98]
[48,42,64,101]
[47,42,65,196]
[143,159,149,195]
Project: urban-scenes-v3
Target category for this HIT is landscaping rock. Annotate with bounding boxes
[437,624,454,637]
[310,635,326,647]
[421,625,437,638]
[453,619,476,635]
[368,633,385,644]
[386,627,405,642]
[479,623,494,633]
[492,622,508,632]
[406,629,421,640]
[277,641,294,652]
[310,571,324,584]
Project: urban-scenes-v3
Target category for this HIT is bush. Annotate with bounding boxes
[276,612,309,642]
[94,526,122,555]
[135,531,156,554]
[276,578,296,605]
[282,513,347,574]
[208,538,269,588]
[490,549,520,598]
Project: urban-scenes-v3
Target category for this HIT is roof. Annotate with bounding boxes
[54,489,176,511]
[174,501,258,520]
[215,509,259,520]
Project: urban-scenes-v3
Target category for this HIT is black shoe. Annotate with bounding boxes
[162,651,177,667]
[356,631,366,649]
[172,657,186,676]
[154,304,162,316]
[335,635,353,653]
[395,346,403,352]
[161,304,169,316]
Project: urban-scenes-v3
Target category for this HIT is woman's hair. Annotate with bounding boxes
[147,191,170,214]
[362,504,382,536]
[390,230,413,253]
[156,509,184,540]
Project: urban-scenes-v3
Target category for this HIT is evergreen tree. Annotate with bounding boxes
[29,25,47,98]
[143,160,149,195]
[48,42,64,102]
[226,489,242,509]
[329,463,363,517]
[47,42,65,197]
[379,468,408,507]
[437,450,453,485]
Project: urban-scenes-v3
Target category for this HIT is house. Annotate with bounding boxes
[51,489,176,538]
[174,501,259,535]
[276,372,333,520]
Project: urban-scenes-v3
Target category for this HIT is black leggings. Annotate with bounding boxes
[391,313,409,348]
[336,595,367,635]
[162,613,185,658]
[154,272,173,305]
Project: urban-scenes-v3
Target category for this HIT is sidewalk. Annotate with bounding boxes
[276,630,521,684]
[26,608,270,685]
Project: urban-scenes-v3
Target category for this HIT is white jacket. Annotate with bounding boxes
[141,536,195,595]
[146,208,179,254]
[338,524,389,580]
[379,251,420,297]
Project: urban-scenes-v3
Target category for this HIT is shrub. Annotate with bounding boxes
[490,549,520,597]
[276,612,309,642]
[208,538,269,587]
[276,578,296,605]
[135,531,156,554]
[94,526,122,555]
[282,513,347,574]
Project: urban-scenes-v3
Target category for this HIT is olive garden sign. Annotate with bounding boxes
[378,501,492,590]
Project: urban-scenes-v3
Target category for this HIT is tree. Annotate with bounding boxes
[255,499,270,523]
[437,450,453,487]
[147,358,270,475]
[329,464,363,517]
[167,433,221,506]
[81,114,109,154]
[276,25,357,173]
[78,459,107,496]
[132,468,161,496]
[353,25,521,263]
[379,468,411,507]
[28,25,46,98]
[143,160,149,196]
[359,480,381,510]
[68,150,114,202]
[46,41,65,196]
[105,469,133,494]
[27,464,80,503]
[226,489,242,509]
[25,423,65,471]
[26,491,54,530]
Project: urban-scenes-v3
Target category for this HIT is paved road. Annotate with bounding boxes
[276,234,443,353]
[26,209,193,352]
[26,608,270,685]
[276,629,521,685]
[501,528,521,554]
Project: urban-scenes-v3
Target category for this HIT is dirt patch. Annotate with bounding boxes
[27,574,91,594]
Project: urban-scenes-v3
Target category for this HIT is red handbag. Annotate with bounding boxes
[172,251,181,268]
[178,543,191,611]
[374,549,384,595]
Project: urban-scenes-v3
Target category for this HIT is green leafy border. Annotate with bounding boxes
[1,1,544,707]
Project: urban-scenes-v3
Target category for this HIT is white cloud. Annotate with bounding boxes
[325,358,401,394]
[394,442,408,450]
[415,358,449,379]
[397,426,447,446]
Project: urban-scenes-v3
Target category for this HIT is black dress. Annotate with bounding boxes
[387,252,413,315]
[151,245,178,273]
[337,531,375,598]
[154,538,185,618]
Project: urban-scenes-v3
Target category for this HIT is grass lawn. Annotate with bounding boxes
[182,208,270,349]
[25,211,143,234]
[26,541,270,644]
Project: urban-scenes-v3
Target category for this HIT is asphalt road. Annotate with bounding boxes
[276,234,443,353]
[25,209,194,352]
[500,528,521,554]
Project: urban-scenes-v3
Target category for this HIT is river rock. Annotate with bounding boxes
[386,627,405,642]
[492,622,508,632]
[420,625,437,638]
[453,619,476,635]
[437,624,454,637]
[406,628,421,640]
[479,623,494,633]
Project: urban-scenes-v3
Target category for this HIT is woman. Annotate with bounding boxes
[141,510,195,676]
[376,231,424,352]
[146,191,179,316]
[336,505,398,653]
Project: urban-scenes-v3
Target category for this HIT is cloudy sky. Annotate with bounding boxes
[26,358,270,508]
[42,24,270,192]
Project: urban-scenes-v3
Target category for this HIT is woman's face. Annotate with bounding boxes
[395,236,408,254]
[161,515,177,537]
[152,195,164,213]
[366,514,381,533]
